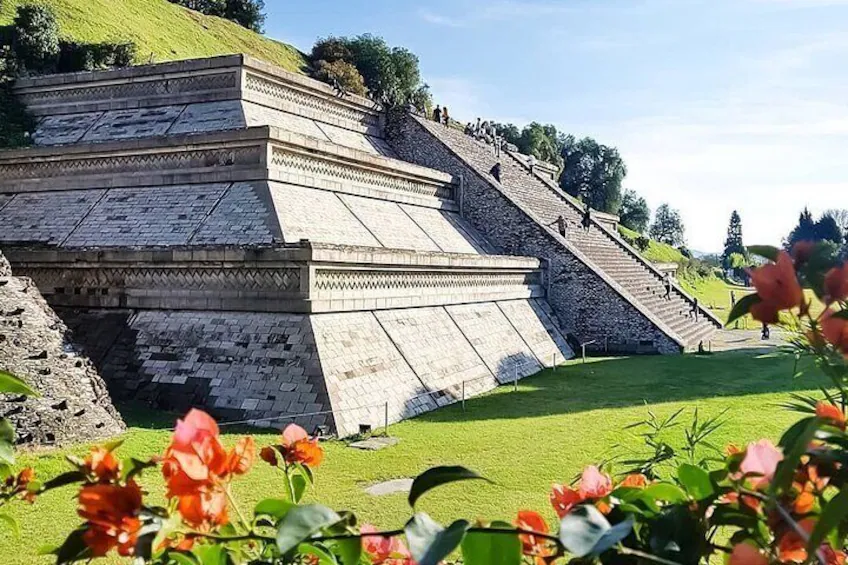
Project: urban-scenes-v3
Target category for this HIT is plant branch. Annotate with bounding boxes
[617,545,685,565]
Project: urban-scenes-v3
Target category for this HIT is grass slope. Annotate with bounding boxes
[0,0,308,73]
[0,351,826,564]
[619,225,686,264]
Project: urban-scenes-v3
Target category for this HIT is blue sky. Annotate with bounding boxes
[266,0,848,252]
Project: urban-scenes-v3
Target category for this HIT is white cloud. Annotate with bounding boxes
[416,8,465,27]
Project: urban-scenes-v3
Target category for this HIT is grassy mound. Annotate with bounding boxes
[618,225,686,264]
[0,0,308,73]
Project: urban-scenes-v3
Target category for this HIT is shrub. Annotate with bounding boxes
[168,0,265,32]
[57,41,137,72]
[11,4,59,73]
[310,36,353,64]
[312,59,367,97]
[634,235,650,251]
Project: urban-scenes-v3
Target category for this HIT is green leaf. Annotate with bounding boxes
[807,486,848,553]
[558,505,611,557]
[292,473,308,504]
[677,464,715,500]
[122,457,158,481]
[461,521,521,565]
[748,245,780,262]
[276,504,341,555]
[191,543,227,565]
[298,543,338,565]
[405,512,469,565]
[726,293,761,326]
[771,418,820,496]
[163,553,200,565]
[0,370,37,396]
[41,471,86,492]
[0,513,19,537]
[329,537,361,565]
[408,466,490,507]
[255,498,294,521]
[640,483,688,504]
[590,516,634,556]
[0,418,13,444]
[0,440,14,467]
[833,310,848,321]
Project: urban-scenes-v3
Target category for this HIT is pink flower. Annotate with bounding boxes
[729,543,768,565]
[361,524,414,564]
[740,439,783,488]
[579,465,613,499]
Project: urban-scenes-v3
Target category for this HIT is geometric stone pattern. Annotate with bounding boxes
[498,299,571,367]
[63,184,230,247]
[400,205,489,254]
[81,106,187,143]
[89,310,331,432]
[0,251,125,446]
[311,311,436,437]
[445,302,543,383]
[269,182,381,247]
[375,307,498,401]
[167,101,247,136]
[244,101,334,141]
[190,182,278,245]
[33,112,104,146]
[0,189,105,245]
[339,194,440,251]
[315,121,397,157]
[312,269,538,294]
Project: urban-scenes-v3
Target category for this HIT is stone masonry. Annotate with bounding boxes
[0,251,124,445]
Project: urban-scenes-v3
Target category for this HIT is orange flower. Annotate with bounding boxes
[748,251,804,324]
[822,309,848,357]
[226,436,256,475]
[280,424,324,468]
[260,445,278,466]
[176,489,229,531]
[821,545,847,565]
[78,480,143,557]
[824,263,848,305]
[793,491,815,514]
[816,401,846,430]
[515,510,554,565]
[550,484,583,518]
[777,518,816,563]
[726,443,742,455]
[729,542,768,565]
[619,474,648,488]
[84,446,122,483]
[718,491,762,512]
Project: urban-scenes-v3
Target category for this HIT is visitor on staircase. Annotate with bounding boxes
[442,106,450,126]
[433,105,442,123]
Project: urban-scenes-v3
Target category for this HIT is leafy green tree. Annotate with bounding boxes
[493,123,521,146]
[816,214,842,245]
[223,0,265,33]
[650,203,686,246]
[618,189,650,233]
[722,210,747,269]
[559,136,627,214]
[313,59,366,96]
[519,123,564,169]
[11,4,59,73]
[786,208,817,248]
[311,36,353,64]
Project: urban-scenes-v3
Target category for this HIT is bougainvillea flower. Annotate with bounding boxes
[726,443,742,455]
[78,480,143,557]
[820,545,847,565]
[280,423,324,468]
[84,446,122,483]
[777,518,817,563]
[226,436,256,475]
[729,542,768,565]
[619,473,648,488]
[824,263,848,305]
[717,491,761,512]
[793,491,815,514]
[822,309,848,358]
[816,401,846,430]
[360,524,413,564]
[515,510,555,565]
[578,465,613,499]
[791,241,816,266]
[260,446,278,466]
[550,484,583,518]
[747,251,804,324]
[7,467,37,503]
[740,439,784,488]
[176,488,229,531]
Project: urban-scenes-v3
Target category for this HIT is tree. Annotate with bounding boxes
[519,123,564,169]
[559,136,627,214]
[223,0,265,33]
[650,203,686,246]
[311,37,353,65]
[722,210,747,268]
[823,209,848,236]
[786,208,817,249]
[313,60,366,97]
[816,214,843,244]
[618,189,650,233]
[12,4,59,73]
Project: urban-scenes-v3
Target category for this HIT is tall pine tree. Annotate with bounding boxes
[786,208,818,249]
[722,210,746,267]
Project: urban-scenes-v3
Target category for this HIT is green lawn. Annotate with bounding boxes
[0,0,309,72]
[0,350,827,564]
[618,226,687,264]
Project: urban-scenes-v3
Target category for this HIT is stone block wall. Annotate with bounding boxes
[387,116,681,354]
[0,252,124,445]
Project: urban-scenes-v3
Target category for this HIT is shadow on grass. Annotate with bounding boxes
[115,402,281,437]
[412,348,826,425]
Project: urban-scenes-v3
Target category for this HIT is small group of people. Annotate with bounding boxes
[431,105,450,126]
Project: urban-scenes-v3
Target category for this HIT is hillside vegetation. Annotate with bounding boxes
[618,225,686,264]
[0,0,308,73]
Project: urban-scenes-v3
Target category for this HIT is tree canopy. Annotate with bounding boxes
[786,208,844,249]
[650,204,686,246]
[167,0,266,32]
[722,210,747,268]
[559,136,627,214]
[618,190,650,233]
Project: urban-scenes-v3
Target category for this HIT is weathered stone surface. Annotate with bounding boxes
[364,476,411,495]
[0,251,124,445]
[351,437,400,452]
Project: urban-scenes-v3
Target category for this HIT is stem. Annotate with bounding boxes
[224,484,251,533]
[617,545,685,565]
[190,531,275,543]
